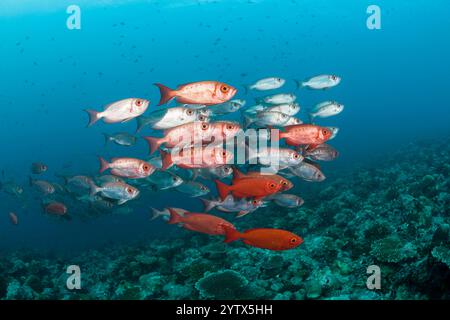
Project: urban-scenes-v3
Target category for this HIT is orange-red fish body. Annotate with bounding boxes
[161,147,233,170]
[167,208,235,235]
[45,202,68,216]
[215,177,282,201]
[155,81,237,106]
[99,157,154,179]
[232,168,293,191]
[144,121,240,154]
[224,226,303,251]
[280,124,332,147]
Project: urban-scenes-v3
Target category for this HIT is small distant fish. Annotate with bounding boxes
[29,177,55,195]
[0,181,24,197]
[256,93,296,105]
[9,212,18,225]
[288,162,325,182]
[207,99,246,116]
[60,175,94,189]
[136,107,209,132]
[309,101,344,120]
[90,181,139,205]
[244,111,289,127]
[31,162,48,174]
[44,201,68,216]
[247,77,285,91]
[167,208,235,236]
[155,81,237,106]
[266,193,304,208]
[303,144,339,161]
[175,181,210,197]
[201,195,263,218]
[298,75,341,90]
[103,132,137,146]
[150,207,188,221]
[84,98,149,127]
[99,157,155,179]
[145,170,183,190]
[284,116,302,126]
[223,226,303,251]
[327,127,340,140]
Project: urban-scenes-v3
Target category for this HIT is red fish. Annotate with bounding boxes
[155,81,237,106]
[232,167,293,191]
[99,157,155,179]
[160,147,233,170]
[9,212,18,225]
[167,208,235,236]
[44,202,68,216]
[214,177,281,201]
[278,124,332,148]
[223,226,303,251]
[144,121,240,154]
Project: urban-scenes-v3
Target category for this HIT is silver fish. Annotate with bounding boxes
[192,165,233,180]
[310,101,344,119]
[248,77,285,91]
[303,144,339,161]
[96,175,124,185]
[207,99,246,116]
[31,162,48,174]
[256,93,296,105]
[244,111,290,127]
[247,146,304,168]
[85,98,149,127]
[145,170,183,190]
[175,181,210,197]
[150,207,188,221]
[29,177,55,194]
[288,162,326,182]
[90,181,139,205]
[327,127,340,140]
[298,75,341,90]
[103,132,137,146]
[201,195,265,218]
[266,193,304,208]
[136,107,209,132]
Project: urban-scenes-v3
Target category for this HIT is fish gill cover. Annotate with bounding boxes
[0,0,449,300]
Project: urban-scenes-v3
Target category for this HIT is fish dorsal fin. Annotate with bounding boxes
[232,167,247,181]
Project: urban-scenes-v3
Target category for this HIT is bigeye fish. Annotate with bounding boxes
[90,181,139,205]
[256,93,296,105]
[103,132,137,146]
[136,107,210,132]
[0,180,24,197]
[99,157,155,179]
[145,170,184,191]
[175,181,210,197]
[206,99,246,116]
[200,195,264,218]
[244,103,300,117]
[95,175,124,185]
[303,144,339,161]
[288,162,325,182]
[284,116,303,126]
[244,111,290,128]
[9,212,18,225]
[247,77,285,91]
[31,162,48,174]
[155,81,237,106]
[309,101,344,119]
[29,177,55,195]
[247,146,304,168]
[266,193,304,208]
[297,75,341,90]
[59,175,94,189]
[84,98,149,127]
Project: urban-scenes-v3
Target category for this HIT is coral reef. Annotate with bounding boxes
[0,138,449,300]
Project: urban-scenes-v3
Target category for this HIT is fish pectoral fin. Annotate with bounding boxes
[121,117,134,123]
[236,211,250,218]
[117,199,127,205]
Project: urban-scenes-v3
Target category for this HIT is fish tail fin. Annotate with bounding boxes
[232,167,246,180]
[84,109,101,127]
[103,133,111,146]
[294,79,306,90]
[144,136,163,155]
[154,83,176,106]
[167,208,183,224]
[200,198,216,212]
[150,207,165,221]
[243,115,254,128]
[135,116,147,133]
[241,84,249,95]
[223,225,242,243]
[98,156,110,173]
[214,179,231,201]
[89,183,101,196]
[160,149,173,170]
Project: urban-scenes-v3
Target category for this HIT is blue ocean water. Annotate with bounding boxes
[0,0,449,300]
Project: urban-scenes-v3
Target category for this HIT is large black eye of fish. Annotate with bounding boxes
[293,153,299,159]
[220,85,229,93]
[187,109,193,115]
[201,123,209,130]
